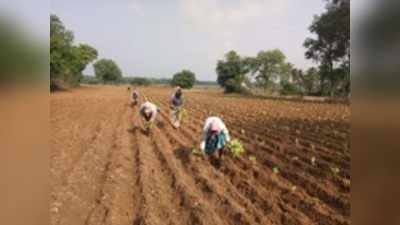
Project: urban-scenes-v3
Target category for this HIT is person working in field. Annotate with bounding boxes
[131,89,139,106]
[200,116,231,160]
[170,86,184,128]
[139,101,160,130]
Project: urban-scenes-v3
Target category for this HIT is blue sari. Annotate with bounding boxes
[205,132,226,155]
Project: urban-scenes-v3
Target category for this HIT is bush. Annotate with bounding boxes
[80,75,101,84]
[171,70,196,89]
[216,51,248,93]
[280,80,303,96]
[130,77,152,86]
[94,59,122,83]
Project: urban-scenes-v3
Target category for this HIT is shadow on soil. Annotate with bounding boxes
[174,148,192,168]
[174,147,223,170]
[127,126,138,134]
[209,157,223,170]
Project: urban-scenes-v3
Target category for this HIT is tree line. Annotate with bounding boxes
[81,70,207,89]
[50,14,200,90]
[216,0,350,97]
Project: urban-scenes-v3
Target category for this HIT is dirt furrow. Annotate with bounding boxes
[51,100,125,225]
[151,94,348,225]
[132,115,193,224]
[150,98,273,225]
[85,102,140,225]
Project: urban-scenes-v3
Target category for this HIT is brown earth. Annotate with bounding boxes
[50,85,350,225]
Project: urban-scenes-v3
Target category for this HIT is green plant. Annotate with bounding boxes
[330,167,340,175]
[193,202,206,209]
[171,70,196,89]
[227,139,245,158]
[176,107,188,120]
[143,121,153,130]
[249,155,257,164]
[273,166,279,174]
[191,147,202,156]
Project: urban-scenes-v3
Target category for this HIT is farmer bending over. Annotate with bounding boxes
[139,101,159,124]
[200,116,231,160]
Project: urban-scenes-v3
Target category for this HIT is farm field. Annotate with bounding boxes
[50,85,350,225]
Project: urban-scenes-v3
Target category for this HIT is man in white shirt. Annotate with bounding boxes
[139,101,159,124]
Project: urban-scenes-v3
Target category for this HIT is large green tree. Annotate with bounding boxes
[171,70,196,89]
[216,51,249,93]
[291,67,320,95]
[93,59,122,83]
[249,49,292,90]
[50,14,98,89]
[303,0,350,96]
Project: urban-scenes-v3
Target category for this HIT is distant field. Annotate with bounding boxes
[51,85,350,225]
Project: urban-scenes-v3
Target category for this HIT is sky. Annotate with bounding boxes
[49,0,327,81]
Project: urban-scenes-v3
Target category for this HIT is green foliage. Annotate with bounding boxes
[195,80,218,86]
[50,14,98,90]
[250,49,293,90]
[216,51,249,93]
[249,155,257,164]
[0,19,44,83]
[273,166,280,174]
[171,70,196,89]
[303,0,350,96]
[94,59,122,83]
[330,167,340,175]
[290,67,321,95]
[280,80,303,96]
[191,147,202,156]
[129,77,152,86]
[80,75,101,84]
[227,139,245,158]
[143,121,153,130]
[176,107,188,120]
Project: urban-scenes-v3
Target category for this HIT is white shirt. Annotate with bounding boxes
[139,101,158,122]
[200,117,231,151]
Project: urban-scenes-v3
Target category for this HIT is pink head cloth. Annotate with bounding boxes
[210,120,220,132]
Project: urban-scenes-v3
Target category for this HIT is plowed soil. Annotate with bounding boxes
[50,85,350,225]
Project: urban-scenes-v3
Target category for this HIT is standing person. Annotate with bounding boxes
[131,89,139,107]
[170,86,184,128]
[139,101,159,132]
[200,116,231,161]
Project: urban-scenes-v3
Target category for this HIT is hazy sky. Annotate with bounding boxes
[51,0,326,81]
